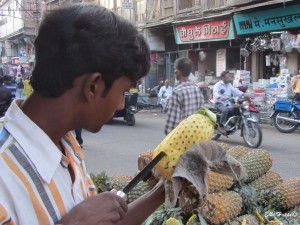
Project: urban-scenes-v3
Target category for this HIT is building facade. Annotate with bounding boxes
[135,0,300,91]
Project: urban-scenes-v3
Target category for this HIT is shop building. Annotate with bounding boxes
[137,0,299,93]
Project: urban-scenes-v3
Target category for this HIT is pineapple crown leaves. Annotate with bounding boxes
[90,171,111,193]
[196,108,216,126]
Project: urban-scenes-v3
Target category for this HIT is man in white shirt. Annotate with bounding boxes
[158,79,172,111]
[213,71,244,128]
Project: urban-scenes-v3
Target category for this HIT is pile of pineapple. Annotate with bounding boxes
[90,111,300,225]
[91,144,300,225]
[138,143,300,225]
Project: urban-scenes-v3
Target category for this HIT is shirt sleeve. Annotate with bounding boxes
[213,82,222,101]
[0,204,15,225]
[164,91,181,135]
[158,87,164,98]
[230,84,244,97]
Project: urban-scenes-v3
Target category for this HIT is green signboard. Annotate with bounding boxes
[233,4,300,35]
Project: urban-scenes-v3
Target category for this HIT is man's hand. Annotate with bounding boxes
[58,192,128,225]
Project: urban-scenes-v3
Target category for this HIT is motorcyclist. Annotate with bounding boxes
[213,71,245,130]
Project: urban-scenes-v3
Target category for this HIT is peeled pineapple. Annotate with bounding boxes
[240,149,273,183]
[186,214,198,225]
[200,191,243,225]
[152,109,215,180]
[164,217,181,225]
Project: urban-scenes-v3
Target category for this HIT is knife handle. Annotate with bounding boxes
[117,190,127,200]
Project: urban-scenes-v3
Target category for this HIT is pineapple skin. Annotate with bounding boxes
[240,149,272,183]
[200,191,243,225]
[208,171,234,193]
[152,113,214,180]
[248,171,283,191]
[275,177,300,210]
[227,145,249,161]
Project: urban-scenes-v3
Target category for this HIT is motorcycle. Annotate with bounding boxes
[270,98,300,133]
[113,92,137,126]
[210,97,262,148]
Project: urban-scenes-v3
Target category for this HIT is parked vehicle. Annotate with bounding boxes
[270,98,300,133]
[113,91,138,126]
[209,97,262,148]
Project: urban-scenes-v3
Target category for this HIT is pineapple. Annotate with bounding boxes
[200,191,243,225]
[208,171,234,193]
[152,109,216,180]
[227,145,250,161]
[138,150,153,171]
[274,177,300,210]
[186,214,199,225]
[217,142,231,151]
[248,171,283,191]
[240,149,272,183]
[109,175,151,203]
[225,214,259,225]
[164,217,181,225]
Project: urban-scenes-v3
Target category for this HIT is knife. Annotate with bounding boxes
[117,151,167,199]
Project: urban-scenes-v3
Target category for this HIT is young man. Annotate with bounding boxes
[0,4,164,225]
[213,71,244,129]
[165,58,204,135]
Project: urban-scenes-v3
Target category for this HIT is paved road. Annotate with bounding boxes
[81,110,299,180]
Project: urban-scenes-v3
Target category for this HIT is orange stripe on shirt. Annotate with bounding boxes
[0,204,9,222]
[65,132,84,160]
[86,177,97,196]
[2,153,50,225]
[48,180,67,217]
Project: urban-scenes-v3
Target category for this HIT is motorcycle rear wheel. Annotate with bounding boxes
[242,121,262,148]
[273,111,298,133]
[126,114,135,126]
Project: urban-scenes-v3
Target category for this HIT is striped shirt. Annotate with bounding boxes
[0,101,97,225]
[165,80,204,135]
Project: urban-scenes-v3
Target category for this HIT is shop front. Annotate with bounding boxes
[233,3,300,108]
[173,16,241,85]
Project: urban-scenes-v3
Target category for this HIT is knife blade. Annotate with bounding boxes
[117,151,166,199]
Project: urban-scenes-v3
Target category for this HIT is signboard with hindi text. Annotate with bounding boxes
[233,4,300,35]
[174,18,235,44]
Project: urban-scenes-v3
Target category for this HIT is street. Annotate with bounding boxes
[81,110,300,180]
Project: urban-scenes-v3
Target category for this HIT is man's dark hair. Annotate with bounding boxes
[220,71,230,78]
[3,75,11,82]
[31,4,150,97]
[174,58,193,77]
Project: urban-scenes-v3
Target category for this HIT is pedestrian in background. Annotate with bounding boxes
[0,4,163,225]
[75,127,83,147]
[165,57,204,135]
[3,75,16,99]
[16,77,24,99]
[0,76,12,117]
[158,79,172,112]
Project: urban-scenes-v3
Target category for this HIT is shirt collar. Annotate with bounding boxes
[3,100,63,184]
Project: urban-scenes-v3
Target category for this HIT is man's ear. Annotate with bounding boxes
[83,72,105,101]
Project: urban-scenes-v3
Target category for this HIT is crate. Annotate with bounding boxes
[274,99,292,112]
